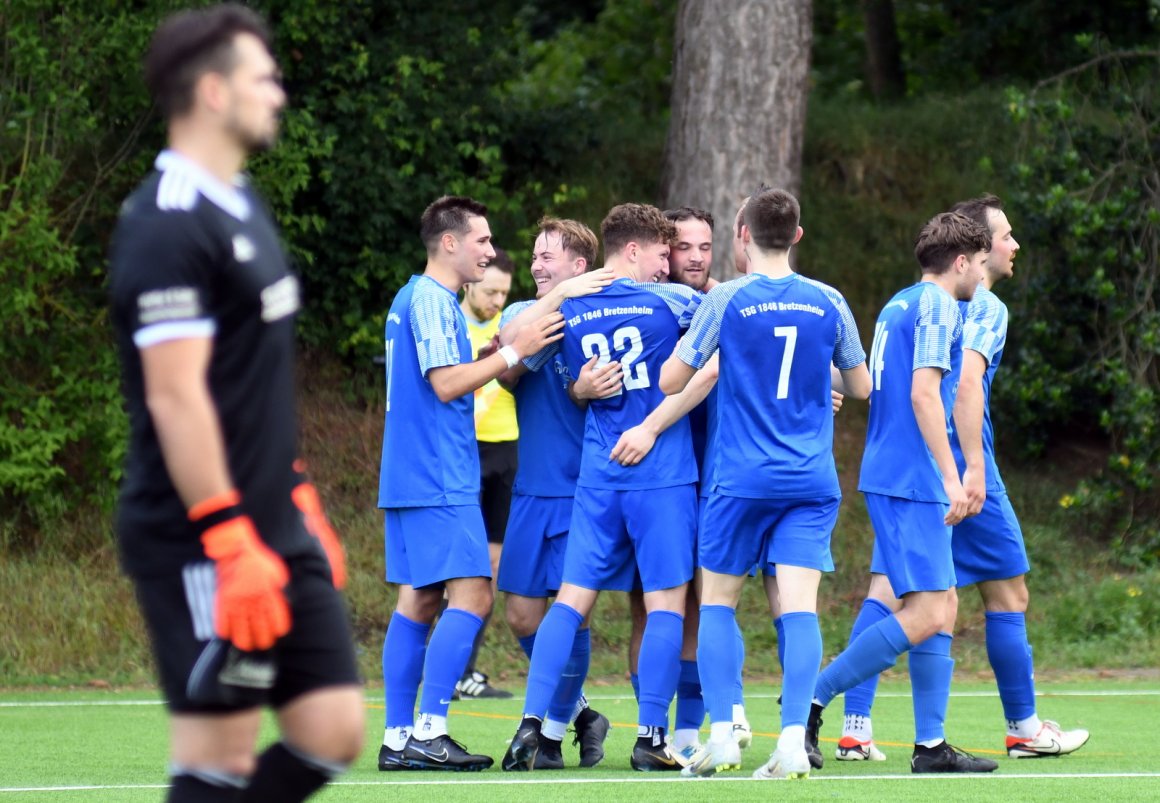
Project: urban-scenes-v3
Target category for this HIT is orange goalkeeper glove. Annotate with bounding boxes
[292,460,347,589]
[190,491,291,652]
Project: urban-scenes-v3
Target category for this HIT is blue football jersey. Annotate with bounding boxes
[692,385,717,498]
[500,301,585,497]
[949,286,1008,493]
[560,279,701,490]
[858,282,964,502]
[678,273,866,499]
[378,275,479,507]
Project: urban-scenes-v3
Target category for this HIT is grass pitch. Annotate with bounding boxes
[2,679,1157,801]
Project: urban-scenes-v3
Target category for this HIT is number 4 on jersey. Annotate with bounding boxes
[868,322,888,390]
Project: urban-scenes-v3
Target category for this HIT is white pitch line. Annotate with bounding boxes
[0,700,164,708]
[4,773,1160,793]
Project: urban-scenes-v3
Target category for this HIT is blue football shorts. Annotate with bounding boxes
[563,484,696,593]
[865,492,955,595]
[952,490,1030,586]
[699,491,760,577]
[699,494,839,576]
[497,493,571,597]
[383,505,490,588]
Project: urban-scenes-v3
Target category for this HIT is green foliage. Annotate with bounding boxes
[813,0,1158,98]
[1002,46,1160,565]
[262,0,610,357]
[1046,571,1160,646]
[0,2,167,539]
[498,0,675,248]
[800,90,1017,330]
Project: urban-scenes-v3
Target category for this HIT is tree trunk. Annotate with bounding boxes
[861,0,906,100]
[661,0,812,279]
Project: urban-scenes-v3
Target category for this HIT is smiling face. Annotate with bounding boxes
[530,230,586,298]
[638,240,671,283]
[669,218,713,290]
[451,215,497,286]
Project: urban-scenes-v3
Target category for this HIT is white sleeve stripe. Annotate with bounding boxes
[133,320,216,349]
[156,169,198,212]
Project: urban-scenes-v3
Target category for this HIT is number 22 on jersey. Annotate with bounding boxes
[581,326,648,394]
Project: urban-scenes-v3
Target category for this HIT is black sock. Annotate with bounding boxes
[167,772,244,803]
[240,742,342,802]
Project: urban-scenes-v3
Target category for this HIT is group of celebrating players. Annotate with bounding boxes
[374,189,1090,778]
[108,6,1089,801]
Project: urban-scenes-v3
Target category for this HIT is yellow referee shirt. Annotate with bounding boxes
[466,313,518,442]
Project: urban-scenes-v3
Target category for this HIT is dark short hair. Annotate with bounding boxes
[914,211,991,274]
[144,4,272,119]
[736,183,773,237]
[488,246,515,274]
[419,195,488,254]
[600,203,676,256]
[950,193,1003,233]
[663,206,715,229]
[742,188,800,251]
[538,216,598,268]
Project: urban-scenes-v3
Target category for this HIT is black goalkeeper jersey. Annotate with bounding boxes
[109,150,313,577]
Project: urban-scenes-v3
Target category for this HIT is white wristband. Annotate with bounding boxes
[499,345,520,369]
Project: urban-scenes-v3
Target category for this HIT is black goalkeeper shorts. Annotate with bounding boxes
[133,547,361,714]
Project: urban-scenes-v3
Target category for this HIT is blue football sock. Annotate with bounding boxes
[417,608,482,718]
[638,610,684,728]
[815,614,911,707]
[780,611,823,728]
[523,603,583,719]
[630,672,640,701]
[733,616,746,708]
[910,631,954,744]
[696,605,737,726]
[547,627,590,723]
[774,615,786,670]
[842,598,893,718]
[676,659,705,731]
[383,611,429,728]
[986,611,1037,722]
[518,633,537,661]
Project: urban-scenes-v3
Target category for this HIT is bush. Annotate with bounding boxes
[1002,45,1160,565]
[0,2,165,540]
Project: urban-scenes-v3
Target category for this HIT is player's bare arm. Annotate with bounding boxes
[429,312,564,402]
[912,366,969,525]
[140,336,233,506]
[658,349,698,395]
[835,361,872,401]
[612,353,718,466]
[952,348,989,516]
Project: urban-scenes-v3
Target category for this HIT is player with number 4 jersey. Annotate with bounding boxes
[805,211,996,776]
